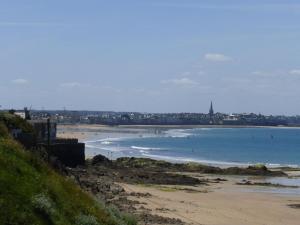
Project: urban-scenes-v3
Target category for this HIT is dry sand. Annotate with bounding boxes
[120,177,300,225]
[56,124,160,141]
[56,124,111,140]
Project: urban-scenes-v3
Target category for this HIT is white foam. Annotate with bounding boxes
[197,128,213,130]
[164,129,193,138]
[139,150,149,154]
[131,146,163,151]
[84,137,124,144]
[101,141,113,145]
[85,144,122,152]
[265,163,282,168]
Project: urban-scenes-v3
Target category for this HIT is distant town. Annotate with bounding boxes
[4,102,300,127]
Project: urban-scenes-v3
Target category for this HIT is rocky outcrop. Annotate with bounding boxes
[115,157,286,176]
[65,154,287,225]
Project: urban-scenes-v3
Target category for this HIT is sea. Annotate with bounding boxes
[85,127,300,168]
[83,126,300,194]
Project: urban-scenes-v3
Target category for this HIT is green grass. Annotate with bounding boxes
[0,112,34,134]
[0,129,136,225]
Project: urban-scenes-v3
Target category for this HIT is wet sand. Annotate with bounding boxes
[120,176,300,225]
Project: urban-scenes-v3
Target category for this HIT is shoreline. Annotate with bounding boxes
[57,124,300,169]
[59,124,300,224]
[66,155,300,225]
[58,123,300,129]
[120,180,300,225]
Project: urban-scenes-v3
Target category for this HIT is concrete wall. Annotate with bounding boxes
[42,143,85,167]
[29,120,57,143]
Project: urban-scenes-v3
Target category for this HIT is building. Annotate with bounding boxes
[29,119,56,144]
[209,101,214,121]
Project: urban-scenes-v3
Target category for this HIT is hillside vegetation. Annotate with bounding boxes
[0,114,136,225]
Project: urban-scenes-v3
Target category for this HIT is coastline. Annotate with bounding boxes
[57,124,300,168]
[120,178,300,225]
[67,155,300,225]
[57,123,300,145]
[60,124,300,225]
[58,123,300,129]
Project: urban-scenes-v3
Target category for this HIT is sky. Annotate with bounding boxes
[0,0,300,115]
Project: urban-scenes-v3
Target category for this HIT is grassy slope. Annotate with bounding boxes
[0,117,135,225]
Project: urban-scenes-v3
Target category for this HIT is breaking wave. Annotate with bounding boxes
[131,146,163,151]
[164,129,193,138]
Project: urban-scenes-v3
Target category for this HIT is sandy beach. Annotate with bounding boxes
[57,124,110,140]
[57,124,154,141]
[57,124,300,141]
[60,124,300,225]
[120,176,300,225]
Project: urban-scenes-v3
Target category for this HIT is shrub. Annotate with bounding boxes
[0,112,34,134]
[120,213,137,225]
[107,205,137,225]
[31,193,55,217]
[0,122,9,138]
[0,122,137,225]
[75,214,99,225]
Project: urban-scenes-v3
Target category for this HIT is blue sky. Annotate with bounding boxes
[1,0,300,115]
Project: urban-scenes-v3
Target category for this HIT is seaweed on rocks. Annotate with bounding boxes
[66,154,288,225]
[114,157,286,176]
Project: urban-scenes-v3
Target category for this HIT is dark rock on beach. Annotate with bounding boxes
[288,204,300,209]
[114,157,286,176]
[66,154,287,225]
[236,180,299,188]
[138,213,186,225]
[91,154,112,165]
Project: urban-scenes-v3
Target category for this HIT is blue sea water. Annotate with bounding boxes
[86,127,300,168]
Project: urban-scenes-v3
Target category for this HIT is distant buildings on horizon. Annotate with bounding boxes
[5,101,299,127]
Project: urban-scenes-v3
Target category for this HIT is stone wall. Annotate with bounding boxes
[40,143,85,167]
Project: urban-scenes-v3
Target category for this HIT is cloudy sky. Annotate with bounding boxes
[1,0,300,115]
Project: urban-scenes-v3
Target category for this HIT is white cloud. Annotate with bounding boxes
[161,78,198,86]
[11,78,29,84]
[60,82,82,88]
[204,53,232,62]
[290,69,300,75]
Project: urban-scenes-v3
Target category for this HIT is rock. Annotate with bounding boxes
[288,204,300,209]
[91,154,111,165]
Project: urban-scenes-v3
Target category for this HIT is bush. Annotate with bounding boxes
[0,118,137,225]
[0,112,34,134]
[107,205,137,225]
[0,122,9,138]
[120,213,137,225]
[75,214,100,225]
[31,193,55,216]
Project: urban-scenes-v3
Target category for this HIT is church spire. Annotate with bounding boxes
[209,101,214,118]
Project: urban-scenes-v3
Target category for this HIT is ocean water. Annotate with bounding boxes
[85,127,300,168]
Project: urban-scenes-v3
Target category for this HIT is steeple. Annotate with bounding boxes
[209,101,214,118]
